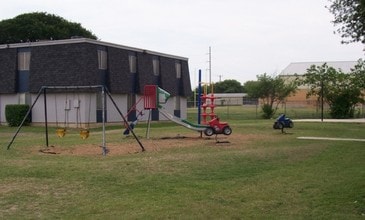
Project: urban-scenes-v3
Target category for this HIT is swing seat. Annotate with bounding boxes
[56,128,66,138]
[80,129,89,139]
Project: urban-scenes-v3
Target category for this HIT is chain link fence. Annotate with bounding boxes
[187,100,365,121]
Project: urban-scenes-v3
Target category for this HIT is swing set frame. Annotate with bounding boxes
[6,85,145,155]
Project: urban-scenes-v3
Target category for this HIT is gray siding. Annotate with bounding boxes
[0,48,17,93]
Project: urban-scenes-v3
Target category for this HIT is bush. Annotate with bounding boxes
[261,104,275,119]
[5,104,31,127]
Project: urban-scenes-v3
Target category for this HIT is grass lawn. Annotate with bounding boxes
[0,116,364,219]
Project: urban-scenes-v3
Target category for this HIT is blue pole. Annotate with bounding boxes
[198,69,202,125]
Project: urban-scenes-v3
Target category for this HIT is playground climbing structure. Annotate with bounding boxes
[141,84,232,137]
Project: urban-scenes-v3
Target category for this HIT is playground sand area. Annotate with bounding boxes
[35,133,261,156]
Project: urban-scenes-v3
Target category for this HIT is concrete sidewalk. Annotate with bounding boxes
[293,118,365,123]
[297,136,365,142]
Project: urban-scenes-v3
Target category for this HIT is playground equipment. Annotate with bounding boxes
[54,93,68,138]
[6,85,145,155]
[200,86,216,124]
[123,111,144,135]
[273,114,294,133]
[203,117,232,136]
[141,83,232,137]
[53,92,92,140]
[198,73,232,137]
[138,85,209,136]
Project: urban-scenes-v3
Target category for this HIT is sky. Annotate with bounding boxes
[1,0,364,87]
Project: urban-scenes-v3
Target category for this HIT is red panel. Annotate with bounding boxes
[144,85,157,109]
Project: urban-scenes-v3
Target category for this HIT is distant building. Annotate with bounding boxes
[279,61,358,106]
[280,61,357,76]
[0,38,192,125]
[205,93,250,106]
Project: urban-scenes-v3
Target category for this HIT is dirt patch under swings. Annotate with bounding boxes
[35,133,263,156]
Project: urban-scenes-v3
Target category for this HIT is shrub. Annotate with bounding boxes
[261,104,275,119]
[5,104,31,127]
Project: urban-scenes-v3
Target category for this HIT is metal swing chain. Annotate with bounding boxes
[55,93,59,128]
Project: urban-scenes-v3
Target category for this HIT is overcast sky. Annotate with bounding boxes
[1,0,364,87]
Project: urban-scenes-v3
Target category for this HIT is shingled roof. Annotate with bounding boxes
[0,38,192,96]
[280,61,358,76]
[0,38,189,61]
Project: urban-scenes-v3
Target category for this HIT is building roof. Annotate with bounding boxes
[280,61,358,76]
[0,38,188,61]
[207,93,247,98]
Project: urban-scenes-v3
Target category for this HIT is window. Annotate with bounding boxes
[175,61,181,79]
[18,52,31,71]
[127,93,137,121]
[175,96,181,110]
[98,50,107,70]
[129,54,137,73]
[18,93,31,105]
[127,93,136,110]
[152,57,160,76]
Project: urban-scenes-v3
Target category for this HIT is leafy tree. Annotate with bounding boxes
[352,59,365,88]
[328,0,365,44]
[244,73,298,119]
[213,79,244,93]
[0,12,97,44]
[302,61,365,118]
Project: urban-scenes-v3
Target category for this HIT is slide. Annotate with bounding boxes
[159,108,208,132]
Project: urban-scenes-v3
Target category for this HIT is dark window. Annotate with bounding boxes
[127,93,137,121]
[17,49,31,92]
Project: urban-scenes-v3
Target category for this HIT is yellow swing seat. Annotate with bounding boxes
[56,128,66,138]
[79,129,89,140]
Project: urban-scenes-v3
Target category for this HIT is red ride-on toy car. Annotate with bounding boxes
[204,117,232,136]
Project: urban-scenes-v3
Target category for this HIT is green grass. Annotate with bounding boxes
[0,117,364,219]
[187,105,335,121]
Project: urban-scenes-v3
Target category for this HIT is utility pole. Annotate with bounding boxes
[208,46,211,85]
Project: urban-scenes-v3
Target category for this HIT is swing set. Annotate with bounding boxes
[6,85,145,155]
[54,92,91,139]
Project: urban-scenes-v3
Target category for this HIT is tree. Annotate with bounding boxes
[302,61,365,118]
[328,0,365,44]
[244,73,298,119]
[0,12,97,44]
[213,79,244,93]
[187,79,244,107]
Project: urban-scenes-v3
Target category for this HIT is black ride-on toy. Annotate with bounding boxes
[273,114,294,133]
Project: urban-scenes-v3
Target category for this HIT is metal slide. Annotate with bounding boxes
[159,108,207,131]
